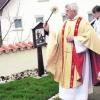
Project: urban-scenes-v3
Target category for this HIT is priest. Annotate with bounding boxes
[44,3,100,100]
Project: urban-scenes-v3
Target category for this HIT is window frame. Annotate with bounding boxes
[37,0,49,2]
[13,17,23,31]
[62,14,67,22]
[88,12,94,22]
[35,15,44,23]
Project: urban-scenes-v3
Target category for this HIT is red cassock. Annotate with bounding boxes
[90,51,100,84]
[74,50,100,85]
[73,44,100,85]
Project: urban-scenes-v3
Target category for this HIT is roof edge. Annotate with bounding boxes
[0,0,10,11]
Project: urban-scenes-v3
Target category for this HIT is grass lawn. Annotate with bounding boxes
[0,74,58,100]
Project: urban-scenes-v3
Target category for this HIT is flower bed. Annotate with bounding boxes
[0,69,48,84]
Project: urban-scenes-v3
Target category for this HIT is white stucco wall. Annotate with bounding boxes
[0,47,47,76]
[1,0,100,45]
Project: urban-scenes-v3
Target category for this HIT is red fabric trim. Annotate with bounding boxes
[70,17,84,88]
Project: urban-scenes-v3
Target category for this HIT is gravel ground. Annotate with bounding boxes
[88,86,100,100]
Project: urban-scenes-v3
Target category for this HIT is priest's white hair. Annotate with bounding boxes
[65,3,78,12]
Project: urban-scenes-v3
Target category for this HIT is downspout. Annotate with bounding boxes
[0,10,2,46]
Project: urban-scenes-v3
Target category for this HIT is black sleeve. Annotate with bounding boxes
[44,30,49,36]
[91,21,95,27]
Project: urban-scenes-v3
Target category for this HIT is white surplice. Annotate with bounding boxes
[59,37,93,100]
[93,18,100,39]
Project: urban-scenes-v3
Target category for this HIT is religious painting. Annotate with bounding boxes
[35,28,46,46]
[32,22,46,48]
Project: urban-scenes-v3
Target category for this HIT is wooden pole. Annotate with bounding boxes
[37,46,44,76]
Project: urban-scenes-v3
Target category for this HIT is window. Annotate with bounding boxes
[38,0,49,2]
[88,13,94,22]
[14,18,22,28]
[62,14,67,22]
[36,16,43,23]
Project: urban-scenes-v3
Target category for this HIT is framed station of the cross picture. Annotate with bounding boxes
[32,22,47,48]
